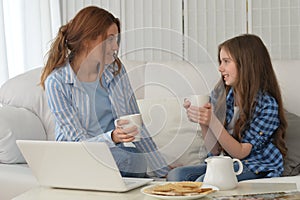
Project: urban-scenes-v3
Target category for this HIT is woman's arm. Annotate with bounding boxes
[114,66,170,177]
[45,74,115,145]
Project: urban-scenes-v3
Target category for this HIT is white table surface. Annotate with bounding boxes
[13,181,298,200]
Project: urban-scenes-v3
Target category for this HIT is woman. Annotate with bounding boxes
[167,34,287,182]
[40,6,169,178]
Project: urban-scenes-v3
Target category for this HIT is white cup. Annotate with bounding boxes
[114,114,142,142]
[187,94,210,107]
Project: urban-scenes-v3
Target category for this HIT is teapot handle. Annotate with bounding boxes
[232,158,243,175]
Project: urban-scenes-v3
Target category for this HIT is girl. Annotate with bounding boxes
[167,34,287,182]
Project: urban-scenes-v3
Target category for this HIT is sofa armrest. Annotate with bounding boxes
[0,105,46,164]
[0,67,55,140]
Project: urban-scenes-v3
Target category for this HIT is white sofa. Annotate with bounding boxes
[0,59,300,200]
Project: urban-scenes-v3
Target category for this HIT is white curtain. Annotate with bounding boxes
[0,0,61,86]
[0,0,8,85]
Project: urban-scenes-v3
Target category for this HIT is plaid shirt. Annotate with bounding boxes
[45,62,169,177]
[225,88,283,177]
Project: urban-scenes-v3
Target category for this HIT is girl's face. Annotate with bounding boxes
[218,48,238,86]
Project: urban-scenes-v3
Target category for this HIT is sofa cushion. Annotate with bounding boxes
[273,60,300,116]
[0,106,46,163]
[137,97,207,167]
[282,111,300,176]
[143,61,218,99]
[121,59,146,100]
[0,67,55,140]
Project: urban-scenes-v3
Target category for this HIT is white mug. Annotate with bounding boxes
[114,114,142,142]
[187,94,210,107]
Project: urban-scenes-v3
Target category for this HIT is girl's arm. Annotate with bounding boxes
[200,125,222,156]
[208,114,252,159]
[186,102,252,159]
[184,100,222,156]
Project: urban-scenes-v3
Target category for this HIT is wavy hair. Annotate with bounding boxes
[217,34,287,157]
[40,6,121,89]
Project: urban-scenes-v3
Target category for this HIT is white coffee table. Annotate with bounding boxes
[13,181,298,200]
[13,186,148,200]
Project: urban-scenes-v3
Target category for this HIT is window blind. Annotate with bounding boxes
[120,0,183,61]
[60,0,183,61]
[183,0,247,64]
[60,0,300,61]
[250,0,300,59]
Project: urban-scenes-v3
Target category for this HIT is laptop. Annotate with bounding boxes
[16,140,153,192]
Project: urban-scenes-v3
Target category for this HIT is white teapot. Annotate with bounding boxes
[203,156,243,190]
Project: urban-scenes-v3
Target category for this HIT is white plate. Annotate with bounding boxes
[140,183,218,200]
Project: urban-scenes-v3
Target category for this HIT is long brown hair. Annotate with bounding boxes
[40,6,121,89]
[217,34,287,157]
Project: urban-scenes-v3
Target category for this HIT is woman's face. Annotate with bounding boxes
[86,23,119,66]
[102,24,119,64]
[218,48,238,86]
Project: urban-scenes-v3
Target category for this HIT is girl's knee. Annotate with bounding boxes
[167,165,206,182]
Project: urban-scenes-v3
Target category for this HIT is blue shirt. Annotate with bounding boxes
[81,79,114,134]
[225,88,283,177]
[45,62,169,177]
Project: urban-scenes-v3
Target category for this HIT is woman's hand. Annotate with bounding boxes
[112,119,139,143]
[184,99,212,126]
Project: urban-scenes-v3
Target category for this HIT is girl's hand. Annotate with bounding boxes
[183,98,191,109]
[112,119,139,143]
[186,102,212,126]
